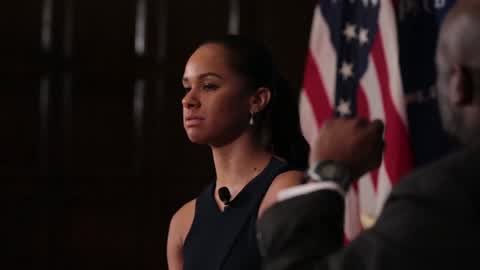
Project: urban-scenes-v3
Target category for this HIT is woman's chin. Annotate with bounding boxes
[186,132,209,144]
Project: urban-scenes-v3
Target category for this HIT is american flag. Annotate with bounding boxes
[299,0,413,242]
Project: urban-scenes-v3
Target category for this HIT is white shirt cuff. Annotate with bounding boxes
[277,181,346,202]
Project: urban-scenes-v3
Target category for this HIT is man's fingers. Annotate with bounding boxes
[370,119,385,136]
[354,118,370,128]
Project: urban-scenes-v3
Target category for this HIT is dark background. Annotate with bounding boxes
[2,0,317,269]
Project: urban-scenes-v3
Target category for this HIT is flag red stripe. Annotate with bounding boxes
[370,168,380,192]
[356,87,372,190]
[371,32,413,182]
[356,86,380,190]
[303,50,334,125]
[356,86,370,120]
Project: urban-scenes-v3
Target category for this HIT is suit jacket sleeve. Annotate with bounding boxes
[257,170,478,270]
[256,189,344,270]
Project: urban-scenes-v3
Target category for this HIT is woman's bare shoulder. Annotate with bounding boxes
[258,170,304,217]
[169,199,196,244]
[167,199,196,270]
[271,170,305,188]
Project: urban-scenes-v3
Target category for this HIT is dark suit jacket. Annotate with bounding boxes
[257,145,480,270]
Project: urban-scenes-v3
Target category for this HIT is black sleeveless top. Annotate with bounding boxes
[183,157,291,270]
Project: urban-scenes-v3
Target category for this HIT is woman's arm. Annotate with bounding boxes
[258,170,304,218]
[167,200,195,270]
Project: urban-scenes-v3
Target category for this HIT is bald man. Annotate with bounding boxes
[257,1,480,270]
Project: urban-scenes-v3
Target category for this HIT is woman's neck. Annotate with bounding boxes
[211,132,272,193]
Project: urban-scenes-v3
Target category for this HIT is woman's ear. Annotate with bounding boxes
[249,87,272,113]
[450,64,474,105]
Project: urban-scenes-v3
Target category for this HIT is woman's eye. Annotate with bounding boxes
[183,86,192,93]
[203,84,218,91]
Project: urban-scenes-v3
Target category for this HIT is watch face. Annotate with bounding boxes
[320,163,339,179]
[315,160,348,181]
[311,160,351,190]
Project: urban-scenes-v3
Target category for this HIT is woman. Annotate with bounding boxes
[167,35,309,270]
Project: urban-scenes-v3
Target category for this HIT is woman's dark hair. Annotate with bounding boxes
[200,35,309,169]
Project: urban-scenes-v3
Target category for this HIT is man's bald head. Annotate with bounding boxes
[436,0,480,145]
[438,0,480,70]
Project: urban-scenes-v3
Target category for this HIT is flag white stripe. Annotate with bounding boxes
[344,189,362,240]
[357,174,377,226]
[360,57,387,122]
[299,91,320,145]
[376,162,393,215]
[310,6,336,108]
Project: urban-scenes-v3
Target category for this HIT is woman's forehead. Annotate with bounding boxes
[184,44,234,79]
[193,43,230,62]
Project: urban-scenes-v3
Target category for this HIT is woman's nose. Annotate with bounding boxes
[182,89,200,109]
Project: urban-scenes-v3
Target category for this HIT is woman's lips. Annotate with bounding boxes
[185,117,204,127]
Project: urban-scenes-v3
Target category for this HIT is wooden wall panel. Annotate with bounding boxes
[2,76,48,269]
[71,0,137,68]
[0,1,44,71]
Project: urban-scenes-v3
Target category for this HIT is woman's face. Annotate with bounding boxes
[182,43,252,146]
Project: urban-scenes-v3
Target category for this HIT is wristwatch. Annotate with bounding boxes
[307,160,352,191]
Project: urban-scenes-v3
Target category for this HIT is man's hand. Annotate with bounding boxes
[309,118,385,180]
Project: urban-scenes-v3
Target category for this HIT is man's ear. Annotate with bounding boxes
[249,87,272,113]
[450,64,474,105]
